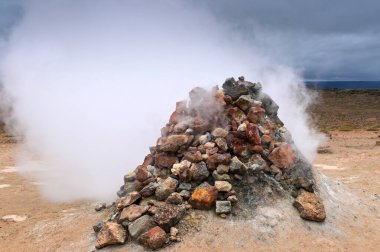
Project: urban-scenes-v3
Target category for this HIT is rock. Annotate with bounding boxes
[189,184,218,210]
[153,203,186,231]
[140,182,159,198]
[229,156,246,174]
[261,134,272,144]
[124,172,136,183]
[215,201,232,214]
[234,95,255,112]
[259,93,279,116]
[95,222,127,249]
[155,153,178,168]
[215,181,232,192]
[212,170,231,181]
[198,133,212,145]
[183,151,203,163]
[136,165,150,182]
[128,215,156,239]
[212,128,228,138]
[246,123,261,145]
[155,177,179,200]
[207,153,231,170]
[95,203,106,212]
[119,204,149,222]
[227,195,238,204]
[226,107,246,123]
[247,106,266,123]
[216,164,229,174]
[189,162,210,181]
[215,137,228,151]
[170,227,179,237]
[237,123,247,132]
[171,160,191,176]
[117,191,141,211]
[166,192,183,205]
[204,142,216,149]
[93,221,104,233]
[268,143,297,169]
[222,78,249,100]
[293,189,326,222]
[178,182,192,191]
[159,134,189,152]
[247,154,269,174]
[179,190,191,199]
[138,226,167,250]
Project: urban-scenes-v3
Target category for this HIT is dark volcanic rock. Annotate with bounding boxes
[128,215,156,239]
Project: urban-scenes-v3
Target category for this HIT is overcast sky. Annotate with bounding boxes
[1,0,379,80]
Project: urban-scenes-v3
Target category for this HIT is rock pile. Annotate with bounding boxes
[94,77,326,250]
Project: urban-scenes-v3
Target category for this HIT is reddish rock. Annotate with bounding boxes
[268,143,297,169]
[155,153,178,168]
[261,134,272,144]
[293,189,326,222]
[169,111,177,124]
[153,203,186,231]
[183,151,203,163]
[159,134,189,152]
[207,153,231,170]
[138,226,167,250]
[246,123,261,145]
[119,204,149,222]
[189,184,218,210]
[95,222,127,249]
[192,116,210,134]
[250,145,264,153]
[234,95,254,112]
[246,111,258,123]
[142,154,154,166]
[175,100,187,114]
[136,165,149,182]
[223,95,233,105]
[247,106,265,122]
[226,107,246,123]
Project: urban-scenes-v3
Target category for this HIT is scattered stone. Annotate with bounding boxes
[138,226,167,250]
[215,201,232,214]
[95,203,106,212]
[227,195,238,205]
[293,189,326,222]
[95,222,127,249]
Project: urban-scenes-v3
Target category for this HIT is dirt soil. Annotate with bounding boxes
[1,89,380,252]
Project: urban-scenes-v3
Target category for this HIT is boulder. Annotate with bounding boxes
[95,222,127,249]
[293,189,326,222]
[128,215,156,239]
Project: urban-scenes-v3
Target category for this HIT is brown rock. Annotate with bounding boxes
[155,177,178,201]
[183,151,203,163]
[212,128,229,138]
[153,203,186,231]
[234,95,255,112]
[136,165,150,182]
[247,106,266,122]
[138,226,167,250]
[226,107,246,123]
[268,143,297,169]
[246,123,261,145]
[293,189,326,222]
[116,191,141,211]
[215,137,228,152]
[166,192,183,205]
[261,134,272,144]
[95,222,127,249]
[207,153,231,170]
[250,145,264,153]
[189,184,218,210]
[155,153,178,168]
[159,134,189,152]
[119,204,149,222]
[189,162,210,181]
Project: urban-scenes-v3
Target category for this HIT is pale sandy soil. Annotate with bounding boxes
[0,130,379,252]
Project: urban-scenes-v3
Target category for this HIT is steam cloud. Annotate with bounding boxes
[0,0,324,202]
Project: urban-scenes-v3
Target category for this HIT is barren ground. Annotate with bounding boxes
[0,89,379,251]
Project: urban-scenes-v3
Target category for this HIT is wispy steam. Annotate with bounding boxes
[0,0,323,201]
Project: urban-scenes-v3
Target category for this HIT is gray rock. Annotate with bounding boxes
[247,154,269,175]
[178,183,192,191]
[215,138,228,152]
[222,78,249,100]
[155,177,179,200]
[259,92,279,116]
[229,156,246,174]
[124,172,136,183]
[128,215,156,239]
[198,133,212,145]
[190,162,209,181]
[215,201,232,214]
[179,190,191,199]
[212,170,231,181]
[211,128,228,138]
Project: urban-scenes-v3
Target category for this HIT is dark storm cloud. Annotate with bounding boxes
[1,0,380,80]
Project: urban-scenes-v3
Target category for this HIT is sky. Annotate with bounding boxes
[1,0,380,80]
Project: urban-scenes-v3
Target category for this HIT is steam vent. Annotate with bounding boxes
[93,77,326,250]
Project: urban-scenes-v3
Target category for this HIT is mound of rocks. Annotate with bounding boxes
[94,77,326,250]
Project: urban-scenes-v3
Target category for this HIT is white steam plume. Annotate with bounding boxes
[0,0,324,202]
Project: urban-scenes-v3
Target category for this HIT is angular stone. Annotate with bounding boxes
[212,128,229,138]
[216,164,229,174]
[247,154,269,174]
[140,182,158,198]
[128,215,156,239]
[222,78,249,100]
[159,134,189,152]
[153,203,186,232]
[226,107,246,123]
[247,106,266,123]
[215,137,228,152]
[166,192,183,205]
[189,184,218,210]
[229,156,246,174]
[179,190,191,199]
[234,95,255,112]
[246,123,261,145]
[171,160,191,176]
[116,191,141,211]
[215,201,232,214]
[189,162,210,181]
[119,204,149,222]
[155,153,178,168]
[178,183,192,191]
[138,226,167,250]
[124,172,136,183]
[215,181,232,192]
[183,151,203,163]
[198,133,212,145]
[95,222,127,249]
[136,165,150,182]
[207,153,231,170]
[293,189,326,222]
[268,143,297,169]
[212,170,231,181]
[155,177,179,201]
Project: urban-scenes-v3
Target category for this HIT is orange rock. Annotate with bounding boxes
[189,184,218,210]
[138,226,167,250]
[268,143,297,169]
[293,189,326,222]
